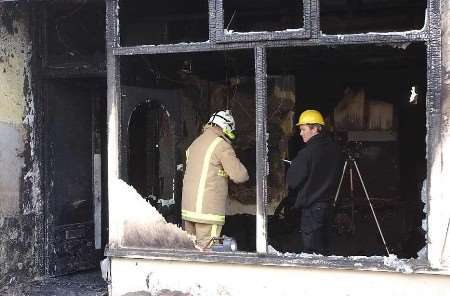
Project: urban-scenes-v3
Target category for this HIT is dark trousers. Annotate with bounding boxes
[300,203,332,255]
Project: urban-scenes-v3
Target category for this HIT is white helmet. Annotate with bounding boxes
[208,110,236,140]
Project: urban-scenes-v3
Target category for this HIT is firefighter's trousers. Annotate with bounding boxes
[184,220,223,249]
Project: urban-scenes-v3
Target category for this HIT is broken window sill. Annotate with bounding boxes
[105,247,448,276]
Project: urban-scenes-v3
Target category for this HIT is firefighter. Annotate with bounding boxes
[182,110,249,250]
[286,109,342,254]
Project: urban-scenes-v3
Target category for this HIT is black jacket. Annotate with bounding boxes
[286,133,342,209]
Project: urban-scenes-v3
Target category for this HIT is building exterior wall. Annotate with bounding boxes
[108,1,450,295]
[110,257,450,296]
[437,0,450,269]
[0,3,41,287]
[0,0,448,293]
[425,0,450,269]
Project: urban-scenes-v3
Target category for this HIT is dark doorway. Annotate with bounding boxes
[128,101,176,206]
[44,79,107,275]
[121,86,183,224]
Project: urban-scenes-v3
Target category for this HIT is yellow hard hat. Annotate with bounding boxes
[296,109,325,126]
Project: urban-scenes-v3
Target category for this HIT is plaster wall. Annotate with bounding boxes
[428,0,450,269]
[110,258,450,296]
[0,6,27,217]
[0,122,23,216]
[0,4,41,288]
[438,1,450,267]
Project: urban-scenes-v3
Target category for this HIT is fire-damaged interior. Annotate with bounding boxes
[34,0,430,276]
[320,0,426,34]
[266,44,427,257]
[118,44,426,257]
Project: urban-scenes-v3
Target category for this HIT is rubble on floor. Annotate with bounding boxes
[0,270,107,296]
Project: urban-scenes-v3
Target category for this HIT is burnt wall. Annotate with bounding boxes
[435,0,450,267]
[0,3,42,288]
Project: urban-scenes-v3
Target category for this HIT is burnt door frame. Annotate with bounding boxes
[42,80,98,276]
[32,0,108,276]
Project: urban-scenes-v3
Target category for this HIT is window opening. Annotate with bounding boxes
[119,0,209,46]
[266,44,426,258]
[44,1,105,69]
[223,0,304,33]
[320,0,427,34]
[105,0,437,263]
[120,50,259,251]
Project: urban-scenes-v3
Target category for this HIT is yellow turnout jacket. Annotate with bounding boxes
[181,126,249,225]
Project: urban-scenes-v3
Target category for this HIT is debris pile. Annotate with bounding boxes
[109,179,195,249]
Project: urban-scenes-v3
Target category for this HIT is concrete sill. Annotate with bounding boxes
[105,247,444,275]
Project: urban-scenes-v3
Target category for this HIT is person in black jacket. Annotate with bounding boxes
[286,109,342,255]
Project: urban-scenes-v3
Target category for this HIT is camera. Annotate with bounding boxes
[333,131,364,160]
[342,141,363,160]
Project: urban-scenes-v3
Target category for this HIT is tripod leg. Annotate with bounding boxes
[353,160,390,256]
[350,167,355,235]
[333,160,348,207]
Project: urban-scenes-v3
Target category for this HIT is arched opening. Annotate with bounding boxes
[128,100,176,212]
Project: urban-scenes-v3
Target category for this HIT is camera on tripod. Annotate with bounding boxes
[333,136,390,255]
[342,141,363,160]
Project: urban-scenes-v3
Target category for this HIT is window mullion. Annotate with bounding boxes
[214,0,225,41]
[106,1,121,192]
[255,46,268,254]
[208,0,217,42]
[310,0,320,38]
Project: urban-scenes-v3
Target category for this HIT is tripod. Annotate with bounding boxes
[333,151,390,256]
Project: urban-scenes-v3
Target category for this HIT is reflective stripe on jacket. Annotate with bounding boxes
[182,126,249,225]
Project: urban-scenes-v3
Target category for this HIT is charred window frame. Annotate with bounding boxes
[107,0,441,269]
[37,1,106,78]
[213,0,312,42]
